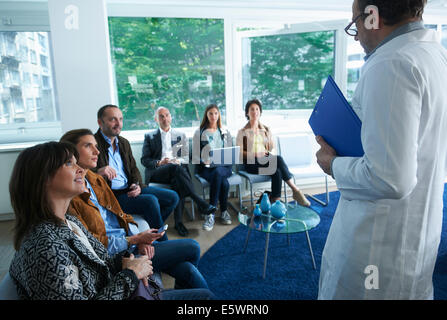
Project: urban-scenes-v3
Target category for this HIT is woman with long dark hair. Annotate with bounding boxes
[193,104,233,231]
[61,129,212,292]
[9,142,153,299]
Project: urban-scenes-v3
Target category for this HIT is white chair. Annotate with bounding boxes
[277,134,329,206]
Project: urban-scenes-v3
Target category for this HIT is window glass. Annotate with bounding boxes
[241,30,335,110]
[0,32,59,137]
[346,36,365,102]
[442,25,447,49]
[108,17,225,130]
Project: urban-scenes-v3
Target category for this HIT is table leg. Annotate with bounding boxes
[263,232,270,279]
[305,230,316,270]
[243,227,252,253]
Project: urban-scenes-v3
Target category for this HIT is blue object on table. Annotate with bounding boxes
[260,193,271,213]
[308,75,364,157]
[271,200,286,219]
[253,204,262,217]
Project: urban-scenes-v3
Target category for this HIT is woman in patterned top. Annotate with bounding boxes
[8,142,152,300]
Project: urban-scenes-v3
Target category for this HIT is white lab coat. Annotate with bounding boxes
[318,28,447,299]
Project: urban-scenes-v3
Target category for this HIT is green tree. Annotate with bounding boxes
[244,31,334,110]
[108,17,225,130]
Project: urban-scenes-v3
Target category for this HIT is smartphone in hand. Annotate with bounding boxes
[157,224,168,233]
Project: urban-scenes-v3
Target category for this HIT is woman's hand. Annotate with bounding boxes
[138,243,155,259]
[255,151,269,159]
[122,254,153,287]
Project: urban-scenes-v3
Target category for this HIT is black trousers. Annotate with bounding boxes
[244,154,292,199]
[150,163,209,223]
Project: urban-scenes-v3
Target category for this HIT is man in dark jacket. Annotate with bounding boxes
[141,107,217,236]
[93,104,179,239]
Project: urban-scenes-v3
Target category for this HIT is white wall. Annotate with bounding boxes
[48,0,116,133]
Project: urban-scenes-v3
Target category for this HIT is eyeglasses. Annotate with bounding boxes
[344,13,366,37]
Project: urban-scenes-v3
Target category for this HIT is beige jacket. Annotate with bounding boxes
[236,122,275,164]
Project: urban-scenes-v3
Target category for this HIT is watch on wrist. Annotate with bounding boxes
[125,236,131,247]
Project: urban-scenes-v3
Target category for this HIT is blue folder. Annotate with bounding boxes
[308,75,364,157]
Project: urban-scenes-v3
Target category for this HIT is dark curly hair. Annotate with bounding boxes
[357,0,427,26]
[244,99,262,120]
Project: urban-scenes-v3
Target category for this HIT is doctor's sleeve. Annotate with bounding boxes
[332,59,423,201]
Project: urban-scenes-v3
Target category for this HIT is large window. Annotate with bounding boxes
[108,17,225,130]
[0,31,59,143]
[240,29,335,110]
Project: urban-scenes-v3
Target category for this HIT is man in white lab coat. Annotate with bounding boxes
[316,0,447,299]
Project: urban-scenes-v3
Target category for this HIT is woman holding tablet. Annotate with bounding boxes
[193,104,234,231]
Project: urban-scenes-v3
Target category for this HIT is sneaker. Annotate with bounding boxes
[221,210,232,225]
[203,214,215,231]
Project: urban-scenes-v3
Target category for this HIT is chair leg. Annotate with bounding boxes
[306,176,329,207]
[249,182,254,209]
[183,198,195,221]
[238,184,243,212]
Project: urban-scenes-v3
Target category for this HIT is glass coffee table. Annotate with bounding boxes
[239,204,320,279]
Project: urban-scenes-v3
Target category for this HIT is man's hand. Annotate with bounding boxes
[157,158,171,167]
[127,183,141,198]
[315,135,337,177]
[168,158,180,165]
[97,165,117,181]
[134,229,165,245]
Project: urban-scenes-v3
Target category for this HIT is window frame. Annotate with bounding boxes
[231,20,347,132]
[0,2,61,145]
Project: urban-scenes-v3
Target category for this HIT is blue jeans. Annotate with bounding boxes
[117,186,179,241]
[244,155,292,199]
[199,166,232,211]
[152,239,209,290]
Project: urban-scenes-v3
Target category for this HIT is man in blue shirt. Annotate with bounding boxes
[94,104,180,239]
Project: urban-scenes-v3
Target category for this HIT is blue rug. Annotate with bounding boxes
[199,185,447,300]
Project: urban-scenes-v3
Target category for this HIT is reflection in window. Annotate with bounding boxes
[442,25,447,50]
[0,32,58,126]
[108,17,225,130]
[346,36,365,102]
[242,31,335,110]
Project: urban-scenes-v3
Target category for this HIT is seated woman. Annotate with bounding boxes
[236,99,311,207]
[193,104,233,231]
[8,141,153,299]
[60,129,211,291]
